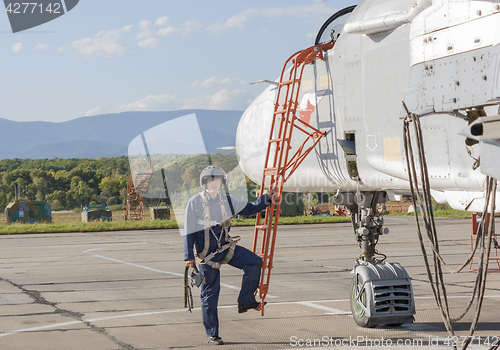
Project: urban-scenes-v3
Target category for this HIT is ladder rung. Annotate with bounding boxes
[274,108,297,115]
[264,168,278,175]
[256,225,268,230]
[279,80,293,86]
[269,138,282,143]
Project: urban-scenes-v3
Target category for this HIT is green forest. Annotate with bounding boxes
[0,154,246,211]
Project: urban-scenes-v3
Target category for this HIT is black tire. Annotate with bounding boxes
[350,273,376,328]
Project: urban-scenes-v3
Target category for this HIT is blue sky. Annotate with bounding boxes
[1,0,356,123]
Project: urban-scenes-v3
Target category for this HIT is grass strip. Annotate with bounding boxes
[392,209,472,219]
[0,209,471,235]
[0,215,351,235]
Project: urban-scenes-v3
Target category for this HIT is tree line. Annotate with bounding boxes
[0,154,246,211]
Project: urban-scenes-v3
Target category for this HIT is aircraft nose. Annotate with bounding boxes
[236,84,277,184]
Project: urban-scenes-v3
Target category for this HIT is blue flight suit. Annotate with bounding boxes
[183,192,270,337]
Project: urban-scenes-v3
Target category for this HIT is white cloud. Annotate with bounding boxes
[158,19,201,37]
[35,44,49,50]
[117,93,181,112]
[138,38,161,49]
[137,20,155,39]
[191,77,246,89]
[155,16,169,26]
[158,26,180,37]
[69,18,200,55]
[137,30,154,39]
[226,9,258,28]
[300,5,339,17]
[85,107,107,116]
[206,5,337,34]
[71,25,133,57]
[118,89,254,113]
[11,43,23,53]
[137,17,200,46]
[183,89,254,110]
[182,19,202,36]
[139,20,151,30]
[208,89,249,109]
[263,4,337,18]
[206,8,258,33]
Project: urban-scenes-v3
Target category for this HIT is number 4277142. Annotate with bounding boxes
[5,3,61,14]
[444,336,499,347]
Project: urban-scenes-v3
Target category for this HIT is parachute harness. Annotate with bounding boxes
[196,190,239,270]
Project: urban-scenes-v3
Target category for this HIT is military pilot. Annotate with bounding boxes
[184,166,276,345]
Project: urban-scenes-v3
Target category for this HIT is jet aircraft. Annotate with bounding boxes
[236,0,500,331]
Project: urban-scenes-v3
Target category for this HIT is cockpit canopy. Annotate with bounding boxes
[315,5,356,45]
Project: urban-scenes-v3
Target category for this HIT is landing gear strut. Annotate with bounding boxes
[348,191,415,328]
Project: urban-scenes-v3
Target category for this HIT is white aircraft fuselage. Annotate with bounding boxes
[236,0,500,212]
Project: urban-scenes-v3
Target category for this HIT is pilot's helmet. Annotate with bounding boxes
[199,166,227,187]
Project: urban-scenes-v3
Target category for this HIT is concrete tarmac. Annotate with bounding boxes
[0,217,499,349]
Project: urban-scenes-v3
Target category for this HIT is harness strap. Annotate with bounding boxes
[198,194,212,259]
[200,242,232,264]
[220,240,238,264]
[197,219,217,226]
[204,261,221,269]
[218,192,230,241]
[198,235,241,270]
[196,191,237,268]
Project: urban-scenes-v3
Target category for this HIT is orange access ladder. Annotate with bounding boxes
[253,42,333,315]
[125,160,154,220]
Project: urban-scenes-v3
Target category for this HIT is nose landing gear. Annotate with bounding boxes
[350,261,415,327]
[348,191,415,327]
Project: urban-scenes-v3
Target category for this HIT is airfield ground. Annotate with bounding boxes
[0,217,499,349]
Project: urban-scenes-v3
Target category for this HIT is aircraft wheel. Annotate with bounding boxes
[350,272,376,328]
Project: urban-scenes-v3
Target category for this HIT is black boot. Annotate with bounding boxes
[207,336,224,345]
[238,301,266,313]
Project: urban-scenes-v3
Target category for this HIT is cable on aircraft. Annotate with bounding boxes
[403,102,498,350]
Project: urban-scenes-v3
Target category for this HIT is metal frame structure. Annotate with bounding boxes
[252,42,333,315]
[124,160,154,221]
[469,212,500,272]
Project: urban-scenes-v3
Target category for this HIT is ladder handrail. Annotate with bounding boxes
[253,42,333,315]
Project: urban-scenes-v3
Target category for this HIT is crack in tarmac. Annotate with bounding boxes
[0,277,139,350]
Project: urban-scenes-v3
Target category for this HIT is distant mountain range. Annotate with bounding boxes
[0,110,243,159]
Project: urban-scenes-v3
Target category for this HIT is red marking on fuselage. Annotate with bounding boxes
[299,99,315,124]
